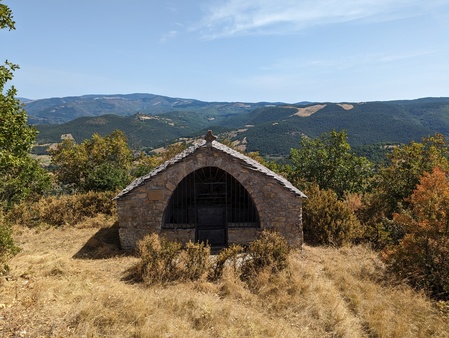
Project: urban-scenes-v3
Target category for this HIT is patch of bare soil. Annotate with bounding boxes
[337,103,354,110]
[293,104,327,117]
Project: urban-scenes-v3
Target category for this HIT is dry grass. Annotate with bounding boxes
[1,223,448,337]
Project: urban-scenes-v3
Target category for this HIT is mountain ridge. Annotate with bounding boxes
[23,93,310,125]
[28,93,449,159]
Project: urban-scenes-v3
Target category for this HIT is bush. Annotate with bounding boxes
[136,231,292,288]
[6,191,116,227]
[209,244,244,281]
[240,231,290,282]
[0,210,19,273]
[137,234,211,285]
[384,234,449,300]
[303,184,360,246]
[182,240,211,281]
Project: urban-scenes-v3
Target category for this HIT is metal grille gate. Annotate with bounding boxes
[163,167,259,247]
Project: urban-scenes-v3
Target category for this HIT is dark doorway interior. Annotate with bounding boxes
[163,167,259,247]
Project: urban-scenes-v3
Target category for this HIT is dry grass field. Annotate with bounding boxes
[1,221,448,338]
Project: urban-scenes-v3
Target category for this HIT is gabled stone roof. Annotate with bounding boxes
[114,139,307,200]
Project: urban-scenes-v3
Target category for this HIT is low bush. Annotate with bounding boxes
[0,209,20,273]
[137,234,210,285]
[6,191,116,227]
[240,231,290,282]
[209,244,244,281]
[303,184,361,246]
[181,240,211,281]
[136,231,291,290]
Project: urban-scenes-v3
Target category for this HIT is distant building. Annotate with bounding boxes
[114,131,306,250]
[61,134,74,141]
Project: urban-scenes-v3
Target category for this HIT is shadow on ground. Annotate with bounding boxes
[73,222,132,259]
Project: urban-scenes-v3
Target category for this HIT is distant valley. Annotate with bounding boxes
[25,94,449,159]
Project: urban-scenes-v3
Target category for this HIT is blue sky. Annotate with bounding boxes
[2,0,449,103]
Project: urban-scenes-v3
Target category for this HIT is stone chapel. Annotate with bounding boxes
[114,131,306,250]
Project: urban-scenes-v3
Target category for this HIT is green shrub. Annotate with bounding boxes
[303,184,360,246]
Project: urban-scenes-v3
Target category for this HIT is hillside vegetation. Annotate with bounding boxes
[31,95,449,158]
[24,93,270,124]
[2,223,448,337]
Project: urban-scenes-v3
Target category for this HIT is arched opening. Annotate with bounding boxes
[163,166,260,247]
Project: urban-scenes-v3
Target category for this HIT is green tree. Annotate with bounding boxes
[0,1,14,30]
[289,130,373,198]
[132,142,189,178]
[0,3,50,208]
[1,1,48,270]
[357,134,449,248]
[50,130,133,192]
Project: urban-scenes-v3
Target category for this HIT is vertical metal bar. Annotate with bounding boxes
[225,171,228,244]
[194,169,197,238]
[237,177,240,225]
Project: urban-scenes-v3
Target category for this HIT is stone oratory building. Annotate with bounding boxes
[114,131,306,250]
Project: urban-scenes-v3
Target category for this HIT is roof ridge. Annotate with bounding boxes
[114,139,306,200]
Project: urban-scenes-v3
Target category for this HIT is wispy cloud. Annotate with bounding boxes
[378,50,434,62]
[255,49,436,82]
[195,0,447,39]
[160,30,179,42]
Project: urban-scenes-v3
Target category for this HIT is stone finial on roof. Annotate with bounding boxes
[205,130,216,149]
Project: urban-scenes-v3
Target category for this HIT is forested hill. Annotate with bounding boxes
[31,95,449,158]
[23,93,285,125]
[231,98,449,156]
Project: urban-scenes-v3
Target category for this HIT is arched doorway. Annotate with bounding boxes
[163,167,259,247]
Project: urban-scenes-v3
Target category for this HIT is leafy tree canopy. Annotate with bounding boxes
[0,2,50,208]
[289,130,373,198]
[375,133,449,217]
[50,130,133,192]
[0,1,15,30]
[385,167,449,300]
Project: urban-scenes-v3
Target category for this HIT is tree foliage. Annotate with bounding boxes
[0,1,15,30]
[50,130,133,192]
[374,133,449,217]
[0,4,50,208]
[302,184,361,247]
[384,167,449,300]
[1,1,49,269]
[289,130,373,199]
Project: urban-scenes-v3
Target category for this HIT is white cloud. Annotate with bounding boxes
[160,30,179,42]
[196,0,448,39]
[378,50,434,62]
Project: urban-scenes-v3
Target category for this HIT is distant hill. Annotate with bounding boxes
[31,94,449,159]
[24,93,284,125]
[36,112,221,150]
[231,99,449,156]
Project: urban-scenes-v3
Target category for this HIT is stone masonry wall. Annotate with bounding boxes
[117,145,303,250]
